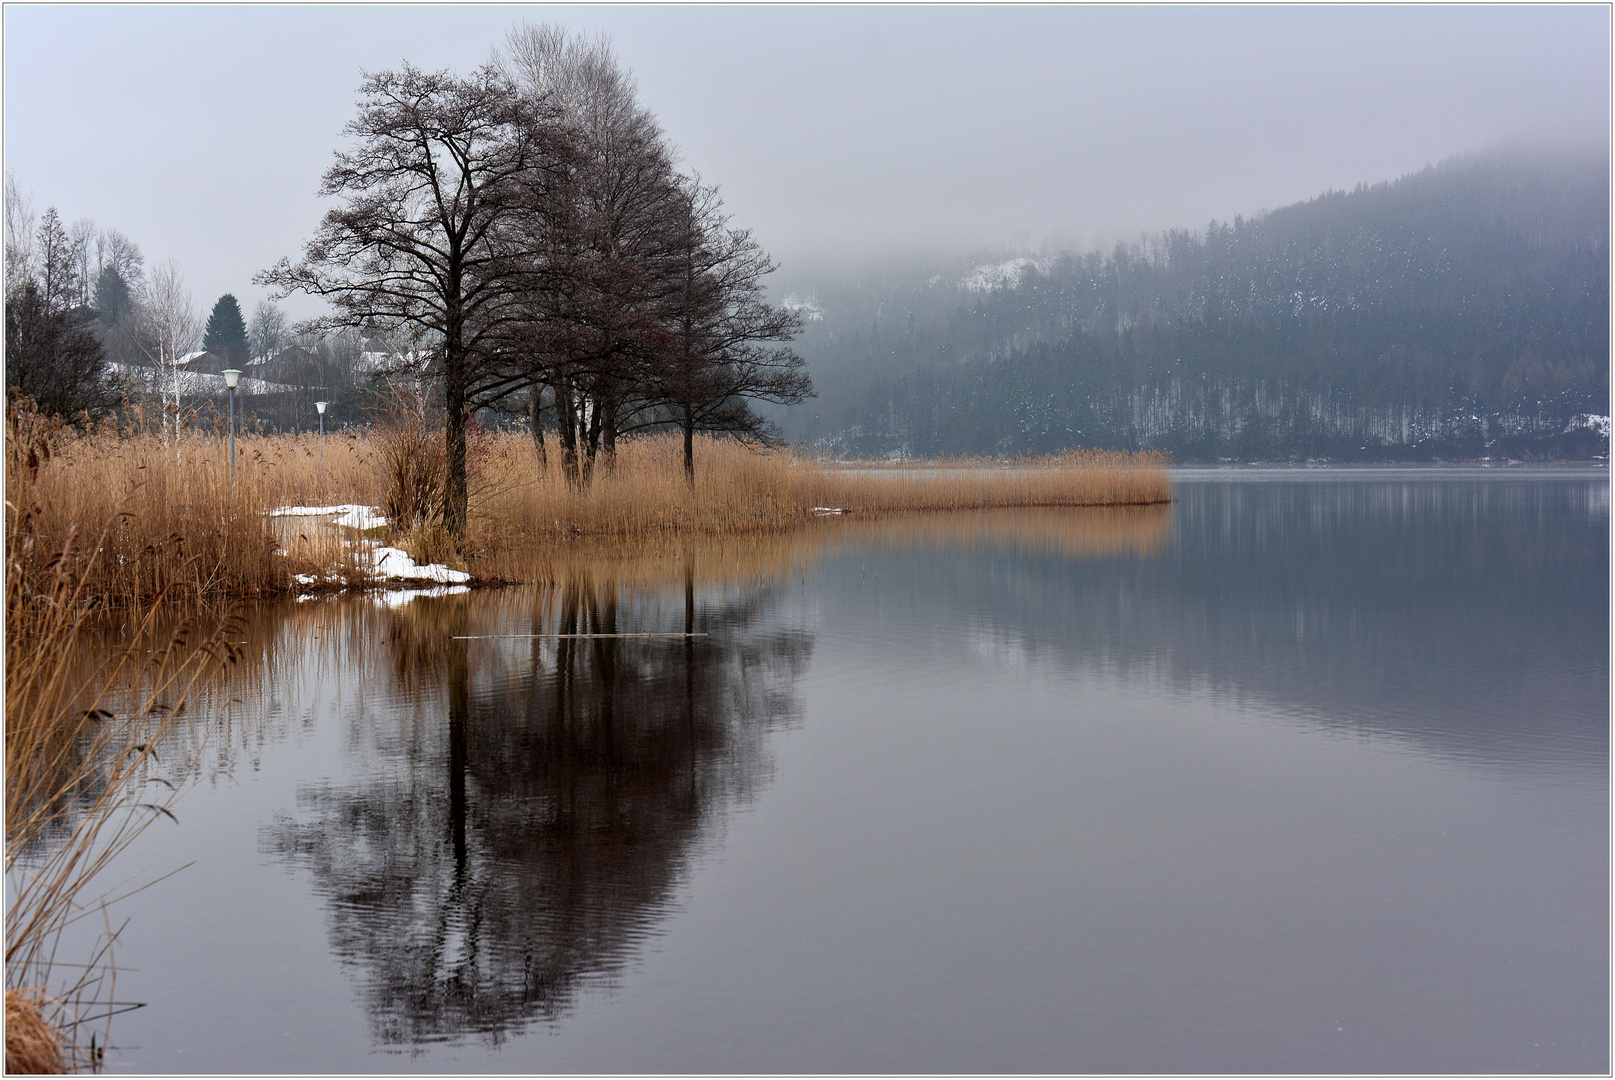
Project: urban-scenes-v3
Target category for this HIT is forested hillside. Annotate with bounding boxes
[776,146,1609,460]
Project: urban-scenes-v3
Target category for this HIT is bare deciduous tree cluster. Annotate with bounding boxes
[4,176,129,419]
[259,24,812,541]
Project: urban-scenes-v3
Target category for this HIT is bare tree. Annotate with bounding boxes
[138,259,201,436]
[67,218,97,309]
[489,23,686,485]
[654,179,812,482]
[95,228,144,288]
[249,300,290,363]
[5,171,37,288]
[259,62,567,544]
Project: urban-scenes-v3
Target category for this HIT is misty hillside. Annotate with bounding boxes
[775,146,1610,461]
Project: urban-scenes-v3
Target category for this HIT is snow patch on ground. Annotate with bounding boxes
[268,504,387,530]
[272,505,470,590]
[371,546,471,584]
[334,507,387,530]
[268,504,364,516]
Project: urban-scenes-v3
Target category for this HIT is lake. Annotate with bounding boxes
[53,466,1609,1073]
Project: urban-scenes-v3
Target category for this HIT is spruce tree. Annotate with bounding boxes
[203,293,249,366]
[94,266,132,327]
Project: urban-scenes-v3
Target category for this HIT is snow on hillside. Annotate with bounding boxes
[1565,414,1611,438]
[782,295,824,321]
[958,257,1050,292]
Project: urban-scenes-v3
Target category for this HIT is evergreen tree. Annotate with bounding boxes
[94,265,132,326]
[203,293,249,366]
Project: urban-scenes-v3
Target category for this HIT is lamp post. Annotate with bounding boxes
[222,369,242,489]
[315,401,328,487]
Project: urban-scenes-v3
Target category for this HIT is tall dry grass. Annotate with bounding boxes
[8,400,378,605]
[8,395,1169,601]
[467,433,1171,549]
[6,988,64,1074]
[5,503,242,1069]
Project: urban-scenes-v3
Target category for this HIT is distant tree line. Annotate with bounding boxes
[3,174,373,434]
[260,25,812,540]
[780,146,1609,461]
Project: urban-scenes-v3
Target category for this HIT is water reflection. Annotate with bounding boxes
[260,570,811,1047]
[44,485,1607,1071]
[232,508,1167,1049]
[865,475,1608,768]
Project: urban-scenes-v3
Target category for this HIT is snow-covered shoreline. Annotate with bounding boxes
[269,504,471,592]
[267,504,388,531]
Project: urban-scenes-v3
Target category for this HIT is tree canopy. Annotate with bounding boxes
[262,26,813,539]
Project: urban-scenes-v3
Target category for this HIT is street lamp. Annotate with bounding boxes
[222,369,242,489]
[315,401,328,486]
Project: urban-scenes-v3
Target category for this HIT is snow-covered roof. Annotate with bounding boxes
[108,362,295,396]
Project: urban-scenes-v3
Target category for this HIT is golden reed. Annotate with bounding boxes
[8,400,1170,603]
[5,507,241,1070]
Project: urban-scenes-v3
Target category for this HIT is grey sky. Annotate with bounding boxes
[4,4,1608,317]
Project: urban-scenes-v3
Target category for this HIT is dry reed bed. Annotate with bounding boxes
[471,435,1171,544]
[8,414,1170,603]
[5,504,241,1071]
[6,988,62,1074]
[8,412,379,605]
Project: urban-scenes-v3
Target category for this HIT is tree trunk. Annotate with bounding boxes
[528,385,547,473]
[683,405,695,486]
[581,396,601,487]
[556,378,580,488]
[599,397,618,474]
[443,310,469,545]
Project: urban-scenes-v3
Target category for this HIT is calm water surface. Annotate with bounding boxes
[65,467,1608,1073]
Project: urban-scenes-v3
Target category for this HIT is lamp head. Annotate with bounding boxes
[315,401,328,415]
[222,369,242,389]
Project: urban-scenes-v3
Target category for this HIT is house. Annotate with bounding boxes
[357,335,427,375]
[177,349,229,374]
[247,344,319,382]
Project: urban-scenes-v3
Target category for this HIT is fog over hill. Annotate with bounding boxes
[773,146,1610,462]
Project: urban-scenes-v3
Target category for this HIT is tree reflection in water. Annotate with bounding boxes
[262,568,812,1047]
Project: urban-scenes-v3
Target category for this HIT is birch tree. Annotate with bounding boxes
[138,259,201,437]
[4,171,37,287]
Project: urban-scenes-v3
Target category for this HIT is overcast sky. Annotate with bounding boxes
[4,4,1609,317]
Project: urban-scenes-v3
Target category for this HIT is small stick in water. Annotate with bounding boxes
[449,633,710,640]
